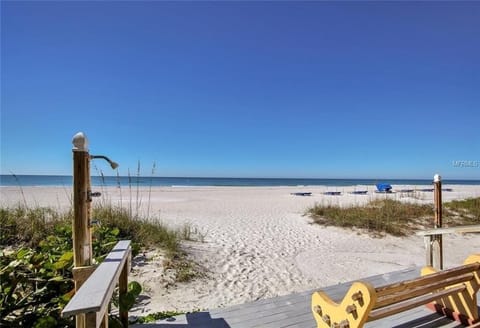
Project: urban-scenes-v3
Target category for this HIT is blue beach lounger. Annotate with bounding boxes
[376,183,392,193]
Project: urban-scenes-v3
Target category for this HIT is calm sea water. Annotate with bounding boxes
[1,175,479,187]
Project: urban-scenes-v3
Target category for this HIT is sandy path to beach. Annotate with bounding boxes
[1,184,479,314]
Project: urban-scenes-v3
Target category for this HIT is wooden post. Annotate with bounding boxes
[73,150,92,269]
[72,132,94,328]
[119,251,130,327]
[432,174,443,270]
[424,235,433,267]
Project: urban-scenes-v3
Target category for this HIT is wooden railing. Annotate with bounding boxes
[417,224,480,270]
[62,240,132,327]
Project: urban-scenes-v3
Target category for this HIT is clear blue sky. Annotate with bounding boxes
[1,1,479,179]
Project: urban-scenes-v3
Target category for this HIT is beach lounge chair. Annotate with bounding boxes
[350,191,368,195]
[323,191,342,196]
[419,188,434,192]
[375,183,392,193]
[290,192,312,196]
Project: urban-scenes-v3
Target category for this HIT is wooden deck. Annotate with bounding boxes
[133,267,479,328]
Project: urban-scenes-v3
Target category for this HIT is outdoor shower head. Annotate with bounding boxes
[109,160,119,170]
[90,155,119,170]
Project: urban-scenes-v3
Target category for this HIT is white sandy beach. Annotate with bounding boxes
[1,184,479,314]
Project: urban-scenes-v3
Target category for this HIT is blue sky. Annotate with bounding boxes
[1,1,479,179]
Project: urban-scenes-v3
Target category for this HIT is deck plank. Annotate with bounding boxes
[133,266,478,328]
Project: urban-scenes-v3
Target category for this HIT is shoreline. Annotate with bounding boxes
[1,185,479,314]
[1,184,479,210]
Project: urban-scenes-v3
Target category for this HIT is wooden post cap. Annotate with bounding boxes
[72,132,89,151]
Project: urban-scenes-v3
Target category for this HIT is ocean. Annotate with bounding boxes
[1,175,479,187]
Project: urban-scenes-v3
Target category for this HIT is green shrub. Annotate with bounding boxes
[0,204,193,327]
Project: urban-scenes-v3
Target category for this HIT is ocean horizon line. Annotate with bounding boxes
[1,174,479,187]
[2,173,479,180]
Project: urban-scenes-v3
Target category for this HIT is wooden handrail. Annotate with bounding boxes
[417,224,480,269]
[62,240,131,328]
[416,224,480,236]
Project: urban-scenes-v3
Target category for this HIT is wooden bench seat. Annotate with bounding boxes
[312,254,480,328]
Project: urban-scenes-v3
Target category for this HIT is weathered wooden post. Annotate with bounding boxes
[71,132,121,327]
[432,173,443,270]
[72,132,94,328]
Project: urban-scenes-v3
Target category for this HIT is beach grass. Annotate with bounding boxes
[0,203,198,284]
[444,197,480,224]
[0,206,71,247]
[0,205,179,253]
[308,199,432,236]
[308,197,480,236]
[92,204,179,254]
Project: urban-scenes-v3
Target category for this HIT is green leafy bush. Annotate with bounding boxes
[0,234,74,326]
